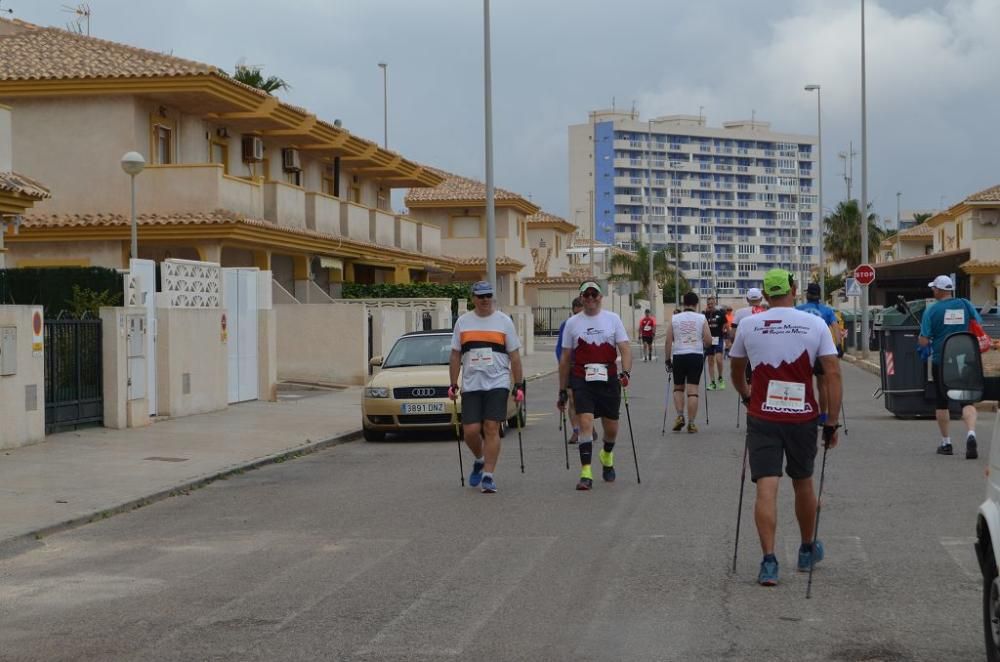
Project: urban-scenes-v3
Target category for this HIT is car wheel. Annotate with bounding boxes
[985,553,1000,662]
[363,428,386,442]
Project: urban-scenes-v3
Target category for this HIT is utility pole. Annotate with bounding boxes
[860,0,870,359]
[377,62,388,149]
[896,191,901,230]
[589,189,595,276]
[483,0,496,290]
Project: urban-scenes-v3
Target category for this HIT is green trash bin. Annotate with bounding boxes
[875,300,936,418]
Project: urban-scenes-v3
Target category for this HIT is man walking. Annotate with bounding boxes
[449,281,524,494]
[639,308,657,362]
[704,296,729,390]
[664,292,713,433]
[556,297,591,445]
[796,282,841,425]
[918,275,982,459]
[730,288,768,339]
[730,269,842,586]
[557,281,632,491]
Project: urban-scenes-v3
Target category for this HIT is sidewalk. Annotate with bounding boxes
[0,350,558,549]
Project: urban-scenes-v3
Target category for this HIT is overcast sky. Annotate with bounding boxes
[13,0,1000,226]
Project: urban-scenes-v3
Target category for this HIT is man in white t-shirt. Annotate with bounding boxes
[664,291,713,433]
[730,287,768,338]
[729,269,841,587]
[448,281,524,494]
[557,281,632,491]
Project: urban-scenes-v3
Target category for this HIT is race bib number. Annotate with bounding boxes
[765,380,806,412]
[468,347,494,369]
[585,363,609,382]
[943,309,965,325]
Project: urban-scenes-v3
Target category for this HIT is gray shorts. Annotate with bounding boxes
[462,388,509,425]
[747,416,819,482]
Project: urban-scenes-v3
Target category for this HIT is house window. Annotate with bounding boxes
[350,186,362,204]
[321,170,337,196]
[451,216,481,238]
[956,222,963,246]
[556,235,561,256]
[284,170,302,187]
[210,139,228,174]
[151,122,174,165]
[939,229,945,248]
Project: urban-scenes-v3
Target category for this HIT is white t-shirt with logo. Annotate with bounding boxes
[670,310,707,356]
[450,310,522,392]
[560,309,629,379]
[730,306,837,423]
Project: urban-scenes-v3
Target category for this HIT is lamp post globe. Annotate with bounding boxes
[120,151,145,260]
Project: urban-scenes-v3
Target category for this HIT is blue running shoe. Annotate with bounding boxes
[480,475,497,494]
[797,540,824,572]
[468,460,485,487]
[758,555,779,586]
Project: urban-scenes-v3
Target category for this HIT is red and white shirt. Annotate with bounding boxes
[561,310,629,379]
[639,315,656,338]
[730,307,837,423]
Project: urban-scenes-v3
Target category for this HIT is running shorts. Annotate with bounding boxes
[569,375,621,421]
[641,335,654,345]
[461,388,509,424]
[672,353,704,386]
[746,416,819,482]
[705,337,725,355]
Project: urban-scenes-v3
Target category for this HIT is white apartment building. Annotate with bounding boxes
[569,110,818,300]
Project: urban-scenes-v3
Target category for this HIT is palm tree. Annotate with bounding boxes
[913,212,933,225]
[823,200,885,269]
[232,64,290,95]
[608,241,681,301]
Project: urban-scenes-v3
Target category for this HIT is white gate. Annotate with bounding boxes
[127,258,157,415]
[223,268,260,403]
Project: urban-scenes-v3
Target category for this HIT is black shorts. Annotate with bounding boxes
[570,375,621,421]
[706,337,724,355]
[672,353,704,386]
[641,336,654,345]
[933,361,972,410]
[461,388,509,424]
[747,416,819,482]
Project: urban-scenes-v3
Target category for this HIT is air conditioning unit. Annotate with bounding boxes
[282,148,301,172]
[242,136,264,162]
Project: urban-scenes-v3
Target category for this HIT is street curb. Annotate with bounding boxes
[0,429,363,555]
[842,353,881,377]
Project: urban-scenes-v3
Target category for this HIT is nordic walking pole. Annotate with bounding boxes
[732,426,750,573]
[621,384,641,484]
[453,399,465,487]
[661,370,671,436]
[704,363,710,425]
[561,409,570,470]
[516,401,525,474]
[806,430,833,599]
[841,400,849,436]
[736,396,741,429]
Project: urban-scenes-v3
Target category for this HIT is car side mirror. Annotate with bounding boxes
[940,332,984,403]
[369,356,383,368]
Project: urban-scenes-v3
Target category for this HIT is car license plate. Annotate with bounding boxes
[400,402,446,414]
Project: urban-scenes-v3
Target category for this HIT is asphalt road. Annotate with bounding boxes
[0,359,991,661]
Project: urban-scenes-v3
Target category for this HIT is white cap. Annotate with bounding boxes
[928,275,954,291]
[746,287,763,301]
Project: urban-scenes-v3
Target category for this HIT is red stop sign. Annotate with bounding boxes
[854,263,876,285]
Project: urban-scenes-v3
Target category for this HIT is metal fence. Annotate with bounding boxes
[532,307,574,337]
[44,319,103,433]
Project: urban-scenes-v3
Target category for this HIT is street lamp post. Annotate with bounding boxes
[120,151,146,261]
[805,84,824,300]
[377,62,388,149]
[860,0,870,359]
[896,191,901,230]
[483,0,496,290]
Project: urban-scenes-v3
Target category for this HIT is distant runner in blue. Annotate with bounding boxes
[796,282,840,424]
[918,274,982,458]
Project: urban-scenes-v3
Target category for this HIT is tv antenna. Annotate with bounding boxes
[0,0,13,15]
[61,3,90,35]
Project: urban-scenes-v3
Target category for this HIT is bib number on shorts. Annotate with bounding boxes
[585,363,609,382]
[468,347,494,369]
[943,309,965,325]
[764,380,806,412]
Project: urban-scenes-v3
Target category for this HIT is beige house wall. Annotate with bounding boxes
[155,307,228,417]
[0,306,45,449]
[275,303,369,385]
[9,240,123,268]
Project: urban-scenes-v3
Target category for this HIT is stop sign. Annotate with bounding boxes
[854,263,876,285]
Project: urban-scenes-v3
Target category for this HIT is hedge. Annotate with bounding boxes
[0,267,124,318]
[341,282,473,301]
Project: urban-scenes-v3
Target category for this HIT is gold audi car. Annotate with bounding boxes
[362,330,520,441]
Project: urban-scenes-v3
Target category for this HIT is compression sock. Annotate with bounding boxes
[603,441,615,454]
[578,441,593,466]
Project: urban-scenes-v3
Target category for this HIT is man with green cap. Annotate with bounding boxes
[729,269,842,586]
[557,280,632,490]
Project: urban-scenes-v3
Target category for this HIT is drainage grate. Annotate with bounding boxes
[144,456,189,462]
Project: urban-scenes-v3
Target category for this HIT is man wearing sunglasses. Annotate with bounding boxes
[449,281,524,494]
[557,281,632,490]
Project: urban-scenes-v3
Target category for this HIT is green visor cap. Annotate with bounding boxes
[762,268,794,296]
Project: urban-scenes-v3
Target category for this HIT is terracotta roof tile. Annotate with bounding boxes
[0,171,50,199]
[961,259,1000,270]
[449,255,525,268]
[405,168,536,210]
[522,275,588,285]
[526,211,566,224]
[0,20,217,81]
[897,222,933,238]
[966,184,1000,203]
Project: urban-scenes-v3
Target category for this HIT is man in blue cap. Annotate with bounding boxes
[448,281,524,493]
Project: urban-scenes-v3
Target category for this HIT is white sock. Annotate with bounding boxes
[475,456,484,464]
[968,431,977,440]
[941,437,951,447]
[482,471,493,479]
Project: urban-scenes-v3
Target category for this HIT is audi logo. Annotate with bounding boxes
[410,388,437,398]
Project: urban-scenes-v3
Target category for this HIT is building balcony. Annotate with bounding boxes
[370,208,396,246]
[305,191,342,235]
[137,164,263,218]
[264,181,307,229]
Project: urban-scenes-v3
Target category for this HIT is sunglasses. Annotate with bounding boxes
[581,290,601,299]
[474,293,493,299]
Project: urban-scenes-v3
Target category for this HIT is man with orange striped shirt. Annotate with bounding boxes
[448,281,524,494]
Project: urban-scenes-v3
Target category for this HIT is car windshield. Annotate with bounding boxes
[382,334,452,368]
